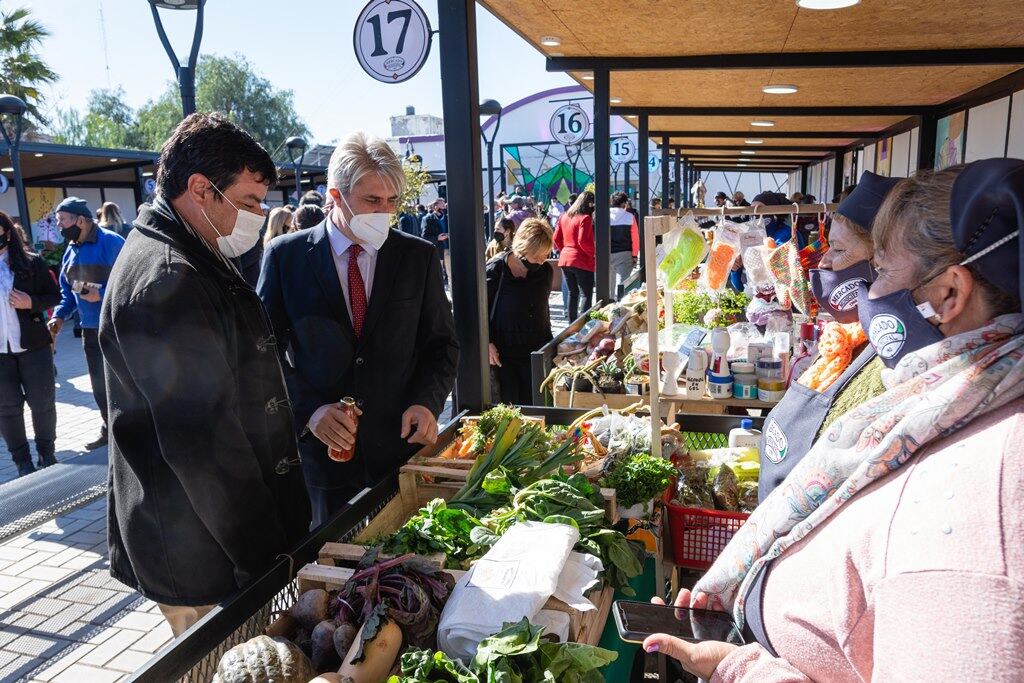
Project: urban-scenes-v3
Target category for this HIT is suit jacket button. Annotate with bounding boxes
[355,357,364,366]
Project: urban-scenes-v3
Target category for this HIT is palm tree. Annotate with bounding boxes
[0,4,57,125]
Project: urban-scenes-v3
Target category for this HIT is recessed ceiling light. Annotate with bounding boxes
[741,150,757,155]
[751,120,776,127]
[581,73,594,81]
[797,0,860,8]
[745,139,764,144]
[763,85,799,95]
[1,166,12,172]
[539,36,561,47]
[142,171,154,177]
[549,52,564,57]
[110,158,119,162]
[34,153,43,157]
[610,97,622,104]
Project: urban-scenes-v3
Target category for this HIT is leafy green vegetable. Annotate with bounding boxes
[588,309,609,321]
[472,405,524,454]
[672,289,750,326]
[603,453,679,508]
[390,619,617,683]
[382,499,485,569]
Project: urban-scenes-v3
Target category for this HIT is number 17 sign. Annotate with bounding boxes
[354,0,433,84]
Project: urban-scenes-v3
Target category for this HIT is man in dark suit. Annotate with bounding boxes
[258,132,459,526]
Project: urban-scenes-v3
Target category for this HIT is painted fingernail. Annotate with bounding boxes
[645,643,660,653]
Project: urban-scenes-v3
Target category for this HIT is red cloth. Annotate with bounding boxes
[347,244,367,336]
[553,213,595,271]
[630,216,640,257]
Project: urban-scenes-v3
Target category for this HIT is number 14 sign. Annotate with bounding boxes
[354,0,433,84]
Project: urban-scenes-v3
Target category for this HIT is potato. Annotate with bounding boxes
[338,619,403,683]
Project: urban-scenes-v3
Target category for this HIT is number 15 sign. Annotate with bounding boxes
[354,0,433,84]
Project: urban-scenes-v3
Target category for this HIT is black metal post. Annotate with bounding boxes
[660,135,670,208]
[832,152,845,200]
[438,0,488,411]
[638,114,649,282]
[133,166,145,211]
[150,0,206,117]
[4,144,29,228]
[917,111,938,171]
[485,139,496,237]
[593,70,611,303]
[673,153,682,208]
[800,163,810,195]
[624,160,631,197]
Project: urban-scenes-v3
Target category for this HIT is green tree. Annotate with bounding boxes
[135,54,309,153]
[0,3,57,124]
[49,107,86,145]
[80,87,145,149]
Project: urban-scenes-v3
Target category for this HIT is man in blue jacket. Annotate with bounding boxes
[47,197,125,449]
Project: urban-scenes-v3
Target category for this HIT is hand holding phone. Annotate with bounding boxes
[613,600,743,645]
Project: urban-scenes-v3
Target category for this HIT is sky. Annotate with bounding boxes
[22,0,576,145]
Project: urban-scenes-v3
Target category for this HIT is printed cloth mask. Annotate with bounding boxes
[338,191,391,250]
[810,260,876,323]
[857,280,944,369]
[202,183,264,258]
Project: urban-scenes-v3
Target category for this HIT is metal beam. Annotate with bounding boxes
[673,153,681,208]
[674,144,842,152]
[917,112,938,171]
[652,130,879,140]
[637,114,649,281]
[660,136,670,208]
[692,166,799,172]
[612,105,921,117]
[23,159,153,183]
[679,153,825,161]
[549,48,1024,72]
[594,69,612,303]
[438,0,488,412]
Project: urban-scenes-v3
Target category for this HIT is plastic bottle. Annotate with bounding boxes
[728,418,762,448]
[708,328,731,378]
[328,397,359,462]
[662,350,682,397]
[685,348,708,399]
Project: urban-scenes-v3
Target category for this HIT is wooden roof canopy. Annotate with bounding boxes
[479,0,1024,171]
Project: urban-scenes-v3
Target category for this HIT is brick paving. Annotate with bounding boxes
[0,334,172,682]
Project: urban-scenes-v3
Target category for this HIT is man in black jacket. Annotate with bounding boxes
[99,114,311,636]
[258,132,458,526]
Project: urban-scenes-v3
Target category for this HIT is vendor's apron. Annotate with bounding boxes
[758,346,876,502]
[742,561,778,654]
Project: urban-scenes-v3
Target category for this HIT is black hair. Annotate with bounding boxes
[415,204,426,213]
[610,191,629,208]
[300,190,324,207]
[156,113,277,201]
[293,204,326,231]
[0,212,35,276]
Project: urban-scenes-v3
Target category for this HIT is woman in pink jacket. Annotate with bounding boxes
[649,159,1024,682]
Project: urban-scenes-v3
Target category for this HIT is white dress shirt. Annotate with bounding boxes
[327,217,379,322]
[0,250,24,354]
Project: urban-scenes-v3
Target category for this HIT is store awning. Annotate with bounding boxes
[480,0,1024,170]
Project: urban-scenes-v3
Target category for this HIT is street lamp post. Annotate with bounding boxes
[479,99,502,240]
[147,0,206,117]
[285,136,308,206]
[0,94,30,229]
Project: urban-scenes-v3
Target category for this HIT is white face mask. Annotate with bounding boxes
[337,190,391,250]
[202,183,265,258]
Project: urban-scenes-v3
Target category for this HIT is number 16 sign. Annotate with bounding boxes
[354,0,433,84]
[550,104,590,145]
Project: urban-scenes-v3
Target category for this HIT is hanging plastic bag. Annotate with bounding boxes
[766,241,817,315]
[703,220,743,291]
[659,212,708,289]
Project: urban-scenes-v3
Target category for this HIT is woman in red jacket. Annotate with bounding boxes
[553,191,596,321]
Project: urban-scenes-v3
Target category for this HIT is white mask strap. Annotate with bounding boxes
[959,230,1019,266]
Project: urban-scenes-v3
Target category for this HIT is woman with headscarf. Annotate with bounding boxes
[647,159,1024,682]
[757,171,901,500]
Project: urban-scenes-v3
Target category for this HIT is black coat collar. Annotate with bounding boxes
[135,199,245,286]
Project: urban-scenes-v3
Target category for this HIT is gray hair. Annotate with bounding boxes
[327,131,405,197]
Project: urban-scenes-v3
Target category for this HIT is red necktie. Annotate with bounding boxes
[347,244,367,337]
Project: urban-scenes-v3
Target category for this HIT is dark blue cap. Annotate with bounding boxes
[55,196,93,219]
[950,158,1023,304]
[835,171,902,231]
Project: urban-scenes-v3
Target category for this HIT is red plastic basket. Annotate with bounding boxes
[665,498,749,570]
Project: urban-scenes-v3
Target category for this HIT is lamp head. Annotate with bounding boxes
[148,0,202,9]
[479,99,503,117]
[0,95,28,117]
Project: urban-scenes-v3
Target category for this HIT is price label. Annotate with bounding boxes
[353,0,432,84]
[549,104,590,145]
[610,137,635,164]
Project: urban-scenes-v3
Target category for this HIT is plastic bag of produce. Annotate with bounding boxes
[659,214,709,289]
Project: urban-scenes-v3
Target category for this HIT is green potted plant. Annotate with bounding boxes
[595,359,625,394]
[603,453,678,518]
[622,355,649,395]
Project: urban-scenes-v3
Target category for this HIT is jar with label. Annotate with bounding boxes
[756,358,784,381]
[758,378,786,403]
[707,372,733,399]
[730,361,758,399]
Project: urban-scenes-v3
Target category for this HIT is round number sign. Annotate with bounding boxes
[143,178,157,195]
[354,0,432,84]
[648,152,662,173]
[610,137,635,164]
[0,173,8,195]
[549,104,590,145]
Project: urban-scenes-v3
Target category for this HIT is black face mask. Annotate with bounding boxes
[809,260,876,323]
[493,231,506,243]
[61,221,82,243]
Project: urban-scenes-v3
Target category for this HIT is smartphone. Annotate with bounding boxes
[613,600,744,645]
